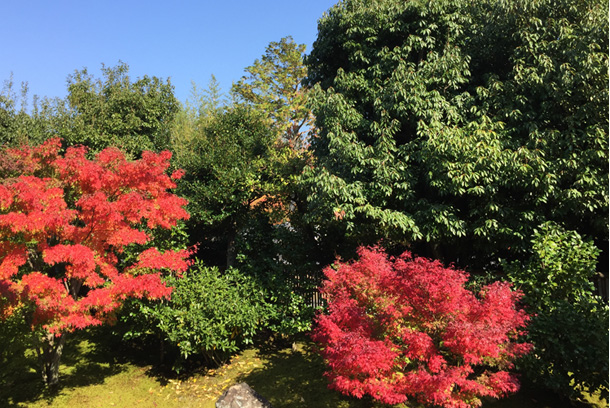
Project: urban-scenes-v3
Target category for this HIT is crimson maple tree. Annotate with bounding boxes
[312,247,532,408]
[0,138,191,385]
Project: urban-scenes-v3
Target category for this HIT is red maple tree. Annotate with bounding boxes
[312,247,532,408]
[0,138,192,385]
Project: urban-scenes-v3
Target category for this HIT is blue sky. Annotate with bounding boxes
[1,0,338,106]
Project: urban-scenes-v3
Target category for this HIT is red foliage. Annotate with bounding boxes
[0,138,192,333]
[312,247,532,408]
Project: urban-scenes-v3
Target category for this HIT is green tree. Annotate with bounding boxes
[231,38,329,334]
[303,0,608,269]
[175,105,278,268]
[0,76,55,147]
[232,36,314,150]
[59,62,179,156]
[171,75,228,166]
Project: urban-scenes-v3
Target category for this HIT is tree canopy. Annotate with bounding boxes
[59,62,180,156]
[232,36,314,150]
[175,105,278,267]
[303,0,608,269]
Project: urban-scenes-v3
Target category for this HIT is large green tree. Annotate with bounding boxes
[58,62,179,156]
[303,0,608,269]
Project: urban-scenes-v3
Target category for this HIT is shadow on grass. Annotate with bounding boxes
[2,330,603,408]
[0,331,130,408]
[236,339,405,408]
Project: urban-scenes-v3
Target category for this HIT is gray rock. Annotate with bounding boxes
[215,382,273,408]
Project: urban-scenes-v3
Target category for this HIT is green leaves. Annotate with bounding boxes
[121,261,270,371]
[176,105,276,228]
[61,62,179,156]
[304,0,608,268]
[505,223,609,400]
[232,36,313,150]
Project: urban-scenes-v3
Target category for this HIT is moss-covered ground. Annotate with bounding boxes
[1,331,606,408]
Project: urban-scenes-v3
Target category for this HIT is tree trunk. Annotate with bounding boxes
[36,332,67,386]
[226,228,237,269]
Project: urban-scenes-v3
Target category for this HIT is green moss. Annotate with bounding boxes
[1,333,605,408]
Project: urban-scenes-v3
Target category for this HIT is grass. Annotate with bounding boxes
[1,331,607,408]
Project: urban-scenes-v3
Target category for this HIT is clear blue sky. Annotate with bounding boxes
[1,0,337,106]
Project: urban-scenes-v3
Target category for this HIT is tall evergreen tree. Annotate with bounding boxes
[233,36,314,150]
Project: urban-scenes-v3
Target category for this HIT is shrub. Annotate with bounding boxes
[312,247,531,408]
[506,222,609,401]
[120,260,270,370]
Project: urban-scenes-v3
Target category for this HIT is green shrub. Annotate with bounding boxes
[119,260,270,371]
[506,222,609,401]
[0,308,36,385]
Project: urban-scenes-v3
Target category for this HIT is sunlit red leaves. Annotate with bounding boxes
[0,138,190,334]
[0,176,75,236]
[133,247,194,275]
[313,246,532,408]
[18,272,77,328]
[0,244,28,280]
[43,244,101,286]
[2,137,63,175]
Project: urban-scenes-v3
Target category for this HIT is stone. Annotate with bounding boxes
[215,382,274,408]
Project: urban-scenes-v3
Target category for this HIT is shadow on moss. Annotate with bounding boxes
[0,331,127,407]
[237,339,408,408]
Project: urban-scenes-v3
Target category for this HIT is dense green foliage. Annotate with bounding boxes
[2,63,179,158]
[303,0,608,269]
[57,62,179,156]
[120,261,269,371]
[506,223,609,401]
[174,104,278,267]
[233,213,323,336]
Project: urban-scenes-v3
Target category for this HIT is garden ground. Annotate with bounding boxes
[1,330,606,408]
